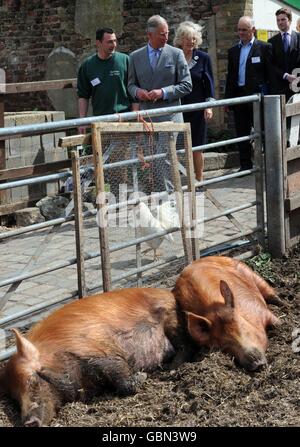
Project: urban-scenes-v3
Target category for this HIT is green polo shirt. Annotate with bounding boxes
[77,52,130,116]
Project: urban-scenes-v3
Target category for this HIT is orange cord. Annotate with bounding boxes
[136,113,156,190]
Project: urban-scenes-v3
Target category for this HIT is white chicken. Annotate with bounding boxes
[134,201,179,261]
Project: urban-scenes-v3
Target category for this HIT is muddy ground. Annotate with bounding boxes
[0,247,299,427]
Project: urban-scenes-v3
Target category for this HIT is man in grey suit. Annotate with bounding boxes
[128,15,192,122]
[128,15,192,191]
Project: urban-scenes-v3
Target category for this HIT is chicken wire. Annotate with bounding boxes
[71,122,201,291]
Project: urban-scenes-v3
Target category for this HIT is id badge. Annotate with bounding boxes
[91,77,101,86]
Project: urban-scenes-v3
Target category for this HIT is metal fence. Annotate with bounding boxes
[0,94,264,360]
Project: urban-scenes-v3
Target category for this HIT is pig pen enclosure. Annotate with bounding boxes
[0,93,299,427]
[0,245,299,427]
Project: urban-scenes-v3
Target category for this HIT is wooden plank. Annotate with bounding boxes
[59,134,92,148]
[130,143,143,286]
[184,126,200,260]
[0,79,77,94]
[92,123,112,291]
[59,123,191,148]
[287,207,300,248]
[287,159,300,195]
[285,192,300,212]
[168,132,193,264]
[286,102,300,117]
[72,152,86,298]
[0,199,38,216]
[0,95,7,207]
[92,122,190,133]
[0,159,71,181]
[287,145,300,161]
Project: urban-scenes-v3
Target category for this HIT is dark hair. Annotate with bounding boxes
[96,27,115,41]
[275,8,292,21]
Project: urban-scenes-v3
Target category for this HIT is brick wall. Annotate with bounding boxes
[0,0,252,118]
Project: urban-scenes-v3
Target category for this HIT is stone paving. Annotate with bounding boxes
[0,168,257,326]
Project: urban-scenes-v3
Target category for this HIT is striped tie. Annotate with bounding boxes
[283,32,289,53]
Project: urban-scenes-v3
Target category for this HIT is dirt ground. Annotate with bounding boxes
[0,246,299,427]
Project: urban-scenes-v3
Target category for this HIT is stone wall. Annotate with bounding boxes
[0,0,252,121]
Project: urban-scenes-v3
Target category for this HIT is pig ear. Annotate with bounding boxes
[186,312,212,345]
[220,280,235,308]
[11,329,40,363]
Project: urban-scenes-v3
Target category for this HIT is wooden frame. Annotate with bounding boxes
[66,122,199,296]
[265,95,300,254]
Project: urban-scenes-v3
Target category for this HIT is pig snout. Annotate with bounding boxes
[239,348,267,372]
[22,402,53,427]
[24,415,42,427]
[22,402,44,427]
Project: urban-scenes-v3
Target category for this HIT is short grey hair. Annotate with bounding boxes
[147,15,168,33]
[173,21,203,48]
[238,16,255,28]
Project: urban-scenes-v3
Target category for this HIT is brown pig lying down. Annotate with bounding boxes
[0,258,280,426]
[173,256,281,372]
[0,288,194,427]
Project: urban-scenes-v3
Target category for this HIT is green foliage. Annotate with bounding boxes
[82,144,92,156]
[246,252,277,284]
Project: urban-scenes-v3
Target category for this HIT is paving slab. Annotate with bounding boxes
[0,168,258,324]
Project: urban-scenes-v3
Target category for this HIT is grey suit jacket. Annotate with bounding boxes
[128,44,192,122]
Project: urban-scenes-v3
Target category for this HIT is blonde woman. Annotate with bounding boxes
[174,21,214,181]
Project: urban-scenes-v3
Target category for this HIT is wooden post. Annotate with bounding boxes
[168,131,193,264]
[71,151,87,298]
[184,126,200,260]
[92,123,112,291]
[131,143,142,286]
[0,95,7,210]
[253,99,265,249]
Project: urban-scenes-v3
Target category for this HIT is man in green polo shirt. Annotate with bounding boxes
[77,27,131,133]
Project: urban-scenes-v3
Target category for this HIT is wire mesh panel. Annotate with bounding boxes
[71,122,200,292]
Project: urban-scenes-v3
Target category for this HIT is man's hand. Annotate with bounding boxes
[204,108,213,121]
[136,88,151,101]
[148,89,163,102]
[286,73,297,83]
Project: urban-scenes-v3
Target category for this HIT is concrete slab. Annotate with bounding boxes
[0,169,258,324]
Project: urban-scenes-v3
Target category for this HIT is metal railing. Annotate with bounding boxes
[0,94,264,359]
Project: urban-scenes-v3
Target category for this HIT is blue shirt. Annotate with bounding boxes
[147,43,162,68]
[238,37,255,86]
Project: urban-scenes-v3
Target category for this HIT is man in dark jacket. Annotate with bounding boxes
[225,16,272,170]
[268,7,300,100]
